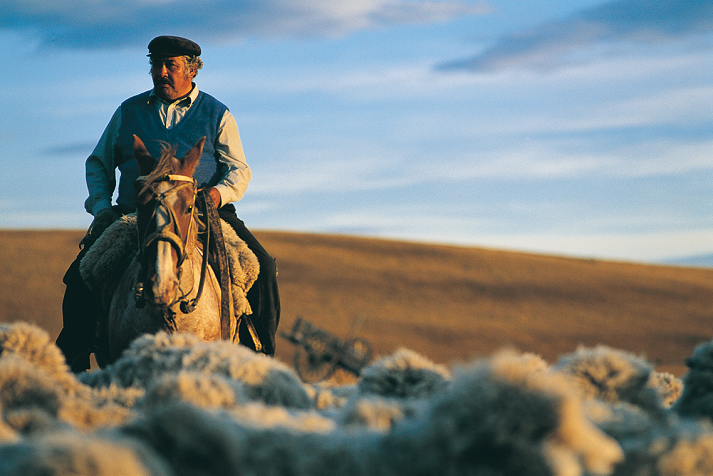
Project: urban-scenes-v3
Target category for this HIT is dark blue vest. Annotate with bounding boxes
[115,90,228,212]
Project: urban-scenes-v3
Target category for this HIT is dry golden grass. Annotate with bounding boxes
[1,229,711,376]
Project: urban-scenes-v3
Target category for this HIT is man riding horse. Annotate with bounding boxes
[57,35,280,372]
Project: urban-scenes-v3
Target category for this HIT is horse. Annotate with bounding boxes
[96,135,232,365]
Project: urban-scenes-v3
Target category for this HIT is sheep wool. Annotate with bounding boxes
[381,350,624,476]
[656,433,713,476]
[0,322,82,396]
[553,345,666,418]
[0,356,64,427]
[338,396,407,430]
[674,340,713,420]
[357,347,450,399]
[142,370,244,410]
[0,430,172,476]
[82,331,312,409]
[649,371,683,408]
[15,322,713,475]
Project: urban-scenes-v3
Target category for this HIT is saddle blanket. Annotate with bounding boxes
[79,214,259,317]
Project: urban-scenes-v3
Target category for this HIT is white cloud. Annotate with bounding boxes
[466,229,713,263]
[1,0,491,49]
[439,0,713,72]
[277,202,713,263]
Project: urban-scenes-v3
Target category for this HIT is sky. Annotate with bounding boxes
[1,0,711,265]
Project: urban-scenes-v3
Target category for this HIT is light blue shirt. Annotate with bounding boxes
[85,86,251,216]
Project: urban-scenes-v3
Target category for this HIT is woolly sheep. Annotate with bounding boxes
[142,370,244,410]
[57,382,144,432]
[649,371,683,408]
[585,398,668,444]
[0,349,136,434]
[11,320,713,475]
[81,331,312,409]
[0,322,84,397]
[59,391,138,431]
[4,407,59,439]
[0,322,67,371]
[140,370,335,432]
[378,350,624,476]
[227,401,336,433]
[89,383,145,410]
[655,432,713,476]
[0,418,16,442]
[484,349,624,475]
[0,326,622,476]
[120,350,623,476]
[0,356,64,432]
[673,340,713,420]
[0,323,139,433]
[357,347,450,399]
[305,384,351,411]
[0,430,172,476]
[124,401,451,476]
[334,348,452,430]
[553,345,667,419]
[337,396,407,431]
[123,402,301,476]
[609,420,713,476]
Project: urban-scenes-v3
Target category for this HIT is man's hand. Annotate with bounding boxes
[81,208,120,249]
[200,187,222,208]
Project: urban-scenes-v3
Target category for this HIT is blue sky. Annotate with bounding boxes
[2,0,711,264]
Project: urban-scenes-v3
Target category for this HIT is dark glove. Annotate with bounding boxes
[80,208,120,249]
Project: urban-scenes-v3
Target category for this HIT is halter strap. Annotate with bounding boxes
[135,173,198,309]
[136,174,196,186]
[139,176,196,265]
[165,174,195,183]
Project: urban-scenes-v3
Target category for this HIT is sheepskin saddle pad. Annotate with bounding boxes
[79,214,259,317]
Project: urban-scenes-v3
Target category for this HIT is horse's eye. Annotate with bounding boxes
[186,206,193,214]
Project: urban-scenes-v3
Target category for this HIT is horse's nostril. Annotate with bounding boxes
[152,277,178,305]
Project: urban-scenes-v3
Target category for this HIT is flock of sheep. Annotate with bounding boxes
[2,321,713,475]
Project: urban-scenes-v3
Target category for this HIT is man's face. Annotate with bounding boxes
[151,56,194,102]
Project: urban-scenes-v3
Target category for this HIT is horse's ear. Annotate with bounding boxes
[133,135,157,175]
[177,136,206,176]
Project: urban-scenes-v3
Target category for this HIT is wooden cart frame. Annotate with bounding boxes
[280,316,373,382]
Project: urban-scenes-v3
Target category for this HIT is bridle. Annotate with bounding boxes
[134,174,211,314]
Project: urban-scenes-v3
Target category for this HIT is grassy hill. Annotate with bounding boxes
[1,229,711,376]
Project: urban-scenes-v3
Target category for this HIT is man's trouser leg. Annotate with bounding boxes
[56,206,122,371]
[218,204,281,355]
[55,250,102,372]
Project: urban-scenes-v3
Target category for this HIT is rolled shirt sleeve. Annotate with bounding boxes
[212,109,251,205]
[84,107,121,216]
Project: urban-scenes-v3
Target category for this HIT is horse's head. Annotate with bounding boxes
[132,135,206,308]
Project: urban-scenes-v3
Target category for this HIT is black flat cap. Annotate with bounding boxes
[147,36,201,57]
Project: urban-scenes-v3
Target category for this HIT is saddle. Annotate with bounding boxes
[79,213,259,320]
